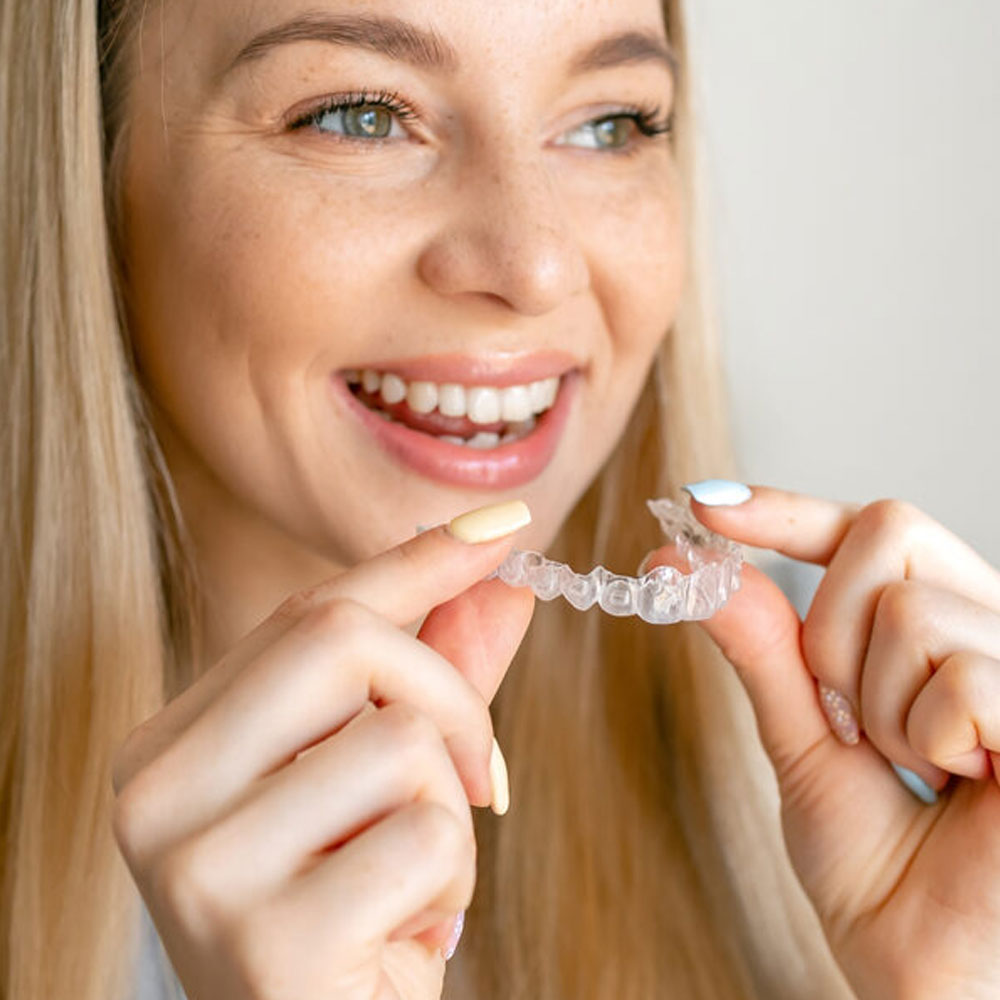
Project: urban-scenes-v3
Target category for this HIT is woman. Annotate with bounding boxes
[2,0,998,997]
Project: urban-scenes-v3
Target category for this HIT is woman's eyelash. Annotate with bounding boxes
[285,91,673,143]
[626,105,674,138]
[287,89,418,133]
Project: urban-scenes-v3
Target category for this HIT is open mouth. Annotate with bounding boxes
[344,368,561,449]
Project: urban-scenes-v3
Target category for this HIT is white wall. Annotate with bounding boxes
[685,1,1000,575]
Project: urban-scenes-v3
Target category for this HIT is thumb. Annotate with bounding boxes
[417,577,535,704]
[650,546,832,777]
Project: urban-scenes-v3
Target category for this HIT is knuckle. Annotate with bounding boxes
[855,498,924,548]
[406,800,469,866]
[377,701,442,757]
[872,580,925,637]
[297,596,374,639]
[110,774,155,863]
[152,838,228,935]
[938,651,980,705]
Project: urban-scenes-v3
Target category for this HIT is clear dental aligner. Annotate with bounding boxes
[490,498,744,624]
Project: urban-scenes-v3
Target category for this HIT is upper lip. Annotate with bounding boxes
[341,349,583,387]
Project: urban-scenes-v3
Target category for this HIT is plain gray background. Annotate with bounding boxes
[684,2,999,583]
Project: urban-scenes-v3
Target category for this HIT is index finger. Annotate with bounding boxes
[296,499,532,628]
[689,485,1000,609]
[686,484,859,566]
[112,500,531,792]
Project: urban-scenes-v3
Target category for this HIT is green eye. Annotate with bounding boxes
[341,104,393,138]
[591,117,633,148]
[309,101,407,140]
[558,115,635,150]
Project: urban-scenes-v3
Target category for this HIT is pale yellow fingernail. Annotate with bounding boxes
[489,737,510,816]
[819,683,860,745]
[447,500,531,544]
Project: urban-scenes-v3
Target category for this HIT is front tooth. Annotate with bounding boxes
[407,381,438,414]
[437,383,466,417]
[466,386,501,424]
[467,431,501,449]
[527,379,550,413]
[499,385,533,422]
[380,373,407,405]
[361,369,382,394]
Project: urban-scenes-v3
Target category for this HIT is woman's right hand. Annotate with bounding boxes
[110,504,535,1000]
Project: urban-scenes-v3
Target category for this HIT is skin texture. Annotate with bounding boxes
[113,1,681,997]
[109,0,1000,997]
[120,0,683,664]
[656,490,1000,999]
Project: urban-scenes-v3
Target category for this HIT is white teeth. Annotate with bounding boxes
[352,368,563,421]
[527,377,558,413]
[380,373,407,405]
[499,385,533,422]
[467,431,501,449]
[406,380,438,414]
[466,386,502,425]
[437,383,466,418]
[439,434,466,445]
[541,377,559,409]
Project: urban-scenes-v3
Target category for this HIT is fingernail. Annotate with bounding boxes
[682,480,753,506]
[489,737,510,816]
[447,500,531,544]
[890,763,939,805]
[442,910,465,961]
[818,683,860,745]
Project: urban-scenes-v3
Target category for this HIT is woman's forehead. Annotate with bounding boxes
[150,0,671,84]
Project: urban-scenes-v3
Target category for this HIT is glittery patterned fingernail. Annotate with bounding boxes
[818,683,860,745]
[442,910,465,961]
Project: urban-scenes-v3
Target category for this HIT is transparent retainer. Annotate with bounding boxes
[488,497,743,624]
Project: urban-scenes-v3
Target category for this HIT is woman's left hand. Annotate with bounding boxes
[651,485,1000,1000]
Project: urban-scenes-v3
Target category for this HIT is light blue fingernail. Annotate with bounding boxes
[891,763,938,805]
[681,479,753,507]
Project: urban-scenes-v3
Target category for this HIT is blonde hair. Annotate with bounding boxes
[0,1,850,998]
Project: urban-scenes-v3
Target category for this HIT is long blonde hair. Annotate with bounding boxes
[1,1,850,998]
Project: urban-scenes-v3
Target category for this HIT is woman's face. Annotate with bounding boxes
[122,0,685,572]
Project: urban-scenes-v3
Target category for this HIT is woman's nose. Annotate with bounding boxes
[416,154,590,317]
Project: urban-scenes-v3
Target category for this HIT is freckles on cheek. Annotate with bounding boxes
[136,161,413,388]
[589,177,684,358]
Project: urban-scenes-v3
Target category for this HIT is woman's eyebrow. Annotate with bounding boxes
[224,12,459,76]
[569,30,678,82]
[222,11,676,84]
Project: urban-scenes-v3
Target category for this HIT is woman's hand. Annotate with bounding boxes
[649,485,1000,1000]
[111,506,534,1000]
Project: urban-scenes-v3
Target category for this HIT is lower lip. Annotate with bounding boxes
[331,371,578,490]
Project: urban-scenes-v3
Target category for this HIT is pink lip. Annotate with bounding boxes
[343,349,581,388]
[330,369,579,490]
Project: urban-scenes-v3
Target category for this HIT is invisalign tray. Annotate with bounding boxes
[488,498,743,623]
